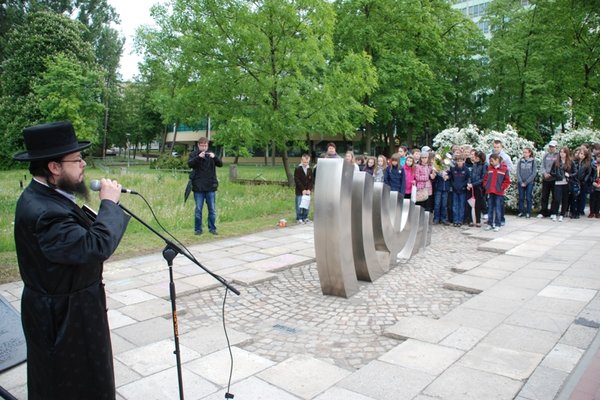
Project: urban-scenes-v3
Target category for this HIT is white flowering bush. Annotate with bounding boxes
[551,128,600,150]
[433,124,539,210]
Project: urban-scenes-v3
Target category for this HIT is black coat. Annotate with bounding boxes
[294,164,313,196]
[188,148,223,192]
[14,180,130,400]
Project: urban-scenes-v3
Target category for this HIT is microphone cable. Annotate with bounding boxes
[127,192,236,399]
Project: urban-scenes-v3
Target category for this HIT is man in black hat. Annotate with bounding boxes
[13,121,130,400]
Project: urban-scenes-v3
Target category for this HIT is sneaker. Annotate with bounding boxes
[526,214,531,219]
[194,230,203,236]
[596,214,600,219]
[537,213,544,218]
[485,225,493,231]
[296,219,304,224]
[551,215,557,221]
[493,226,500,232]
[475,223,481,227]
[210,230,218,235]
[483,214,488,220]
[304,219,311,224]
[589,213,596,218]
[558,215,563,222]
[468,222,474,227]
[517,213,524,217]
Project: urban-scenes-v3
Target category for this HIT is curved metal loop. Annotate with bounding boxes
[313,159,430,297]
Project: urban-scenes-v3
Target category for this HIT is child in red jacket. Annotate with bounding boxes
[483,154,511,231]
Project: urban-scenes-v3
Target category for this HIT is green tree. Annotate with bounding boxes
[334,0,485,153]
[139,0,376,183]
[0,11,97,166]
[33,53,105,141]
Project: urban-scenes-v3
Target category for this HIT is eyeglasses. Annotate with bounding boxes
[59,158,85,164]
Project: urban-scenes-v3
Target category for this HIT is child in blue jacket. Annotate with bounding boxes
[449,157,471,226]
[384,153,406,196]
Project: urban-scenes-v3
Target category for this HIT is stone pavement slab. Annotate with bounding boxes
[257,355,351,399]
[538,285,597,303]
[480,323,561,354]
[439,326,488,351]
[383,316,458,343]
[424,364,522,400]
[225,269,278,286]
[517,366,569,400]
[560,324,599,349]
[441,306,506,331]
[313,387,377,400]
[540,343,585,373]
[459,294,523,316]
[459,342,543,380]
[200,376,301,400]
[504,308,574,333]
[337,360,435,400]
[186,346,275,386]
[451,259,480,273]
[112,316,174,346]
[115,339,200,376]
[179,324,253,356]
[378,339,464,375]
[443,274,499,294]
[117,366,218,400]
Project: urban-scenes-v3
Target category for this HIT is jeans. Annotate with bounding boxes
[194,191,217,233]
[487,194,503,227]
[452,191,466,224]
[433,190,448,223]
[518,183,534,215]
[295,195,309,221]
[575,185,588,215]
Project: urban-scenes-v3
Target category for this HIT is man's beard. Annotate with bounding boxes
[56,176,90,201]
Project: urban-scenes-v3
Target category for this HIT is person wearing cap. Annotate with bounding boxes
[13,121,130,400]
[537,140,560,218]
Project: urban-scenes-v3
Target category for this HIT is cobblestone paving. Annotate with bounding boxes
[178,226,485,371]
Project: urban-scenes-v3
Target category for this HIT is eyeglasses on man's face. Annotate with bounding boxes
[59,156,86,165]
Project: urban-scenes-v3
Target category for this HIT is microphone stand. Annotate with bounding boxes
[118,204,240,400]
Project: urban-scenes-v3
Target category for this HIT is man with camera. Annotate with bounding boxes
[188,136,223,235]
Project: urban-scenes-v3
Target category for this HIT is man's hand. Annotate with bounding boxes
[99,178,122,204]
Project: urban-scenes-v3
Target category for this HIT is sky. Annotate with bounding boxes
[107,0,160,81]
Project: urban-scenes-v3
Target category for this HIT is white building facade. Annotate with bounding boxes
[451,0,530,38]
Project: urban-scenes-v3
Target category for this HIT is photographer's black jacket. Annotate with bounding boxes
[188,149,223,192]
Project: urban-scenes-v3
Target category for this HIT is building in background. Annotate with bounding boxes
[451,0,530,38]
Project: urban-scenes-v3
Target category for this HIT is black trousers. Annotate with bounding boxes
[551,184,569,216]
[540,179,555,217]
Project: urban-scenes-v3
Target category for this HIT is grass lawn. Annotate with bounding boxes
[0,162,301,284]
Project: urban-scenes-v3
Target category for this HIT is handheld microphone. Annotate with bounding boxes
[90,179,138,194]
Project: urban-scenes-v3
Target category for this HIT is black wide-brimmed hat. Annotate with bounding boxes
[13,121,92,161]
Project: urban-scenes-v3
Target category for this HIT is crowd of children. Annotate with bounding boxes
[294,141,600,229]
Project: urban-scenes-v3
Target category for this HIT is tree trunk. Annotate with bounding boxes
[282,149,293,186]
[271,140,276,167]
[387,121,395,156]
[365,122,373,155]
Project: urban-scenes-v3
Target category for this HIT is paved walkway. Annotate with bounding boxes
[1,215,600,399]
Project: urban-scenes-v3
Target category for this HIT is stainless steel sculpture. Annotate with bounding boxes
[314,159,431,298]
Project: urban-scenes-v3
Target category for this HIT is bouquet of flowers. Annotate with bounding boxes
[433,146,452,172]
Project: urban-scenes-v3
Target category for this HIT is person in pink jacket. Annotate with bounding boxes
[403,155,416,197]
[414,152,437,211]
